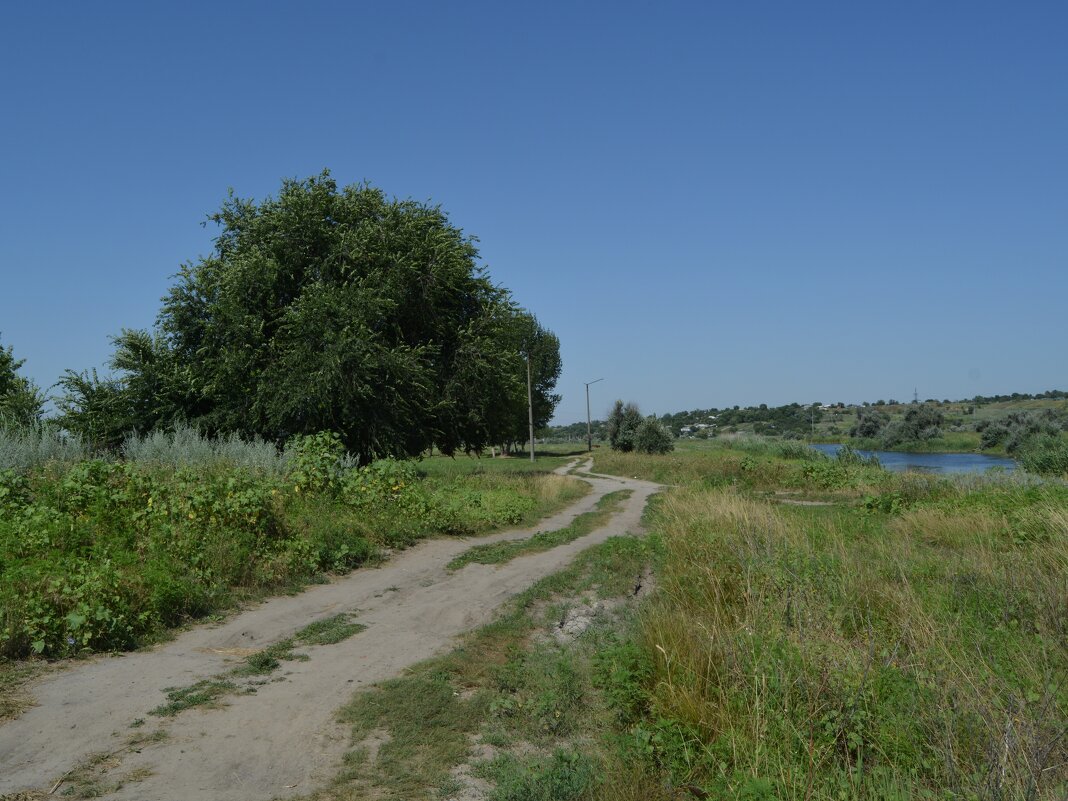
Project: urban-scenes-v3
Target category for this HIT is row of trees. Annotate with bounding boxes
[8,173,562,463]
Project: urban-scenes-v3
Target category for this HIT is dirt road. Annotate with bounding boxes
[0,462,658,800]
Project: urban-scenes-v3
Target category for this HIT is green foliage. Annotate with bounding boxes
[978,409,1066,453]
[81,172,561,463]
[294,613,366,646]
[878,404,944,448]
[1018,433,1068,476]
[287,431,347,493]
[0,334,44,427]
[634,417,675,455]
[150,678,237,716]
[774,441,822,460]
[0,426,89,472]
[600,452,1068,800]
[592,637,653,726]
[850,408,889,439]
[122,425,289,474]
[607,400,645,453]
[478,750,598,801]
[0,450,581,659]
[53,368,133,452]
[834,443,880,468]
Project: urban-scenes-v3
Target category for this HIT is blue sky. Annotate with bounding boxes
[1,2,1065,424]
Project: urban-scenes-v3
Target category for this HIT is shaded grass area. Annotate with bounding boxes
[416,448,581,479]
[591,447,1068,800]
[446,490,632,571]
[151,613,366,717]
[0,459,586,660]
[300,532,658,801]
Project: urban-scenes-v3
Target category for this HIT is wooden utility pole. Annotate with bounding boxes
[585,378,604,453]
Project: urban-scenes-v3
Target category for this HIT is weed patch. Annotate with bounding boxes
[1,455,584,659]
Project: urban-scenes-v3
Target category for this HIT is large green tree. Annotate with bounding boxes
[60,173,560,461]
[0,335,44,427]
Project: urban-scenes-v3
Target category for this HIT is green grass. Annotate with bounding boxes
[415,445,583,479]
[295,613,368,645]
[473,750,598,801]
[591,447,1068,800]
[150,678,237,716]
[446,490,632,570]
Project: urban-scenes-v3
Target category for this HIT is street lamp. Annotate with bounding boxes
[585,378,604,453]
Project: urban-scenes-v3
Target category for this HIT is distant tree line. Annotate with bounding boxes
[7,173,562,463]
[653,403,823,438]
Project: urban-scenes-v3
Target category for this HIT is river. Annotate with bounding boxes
[810,444,1016,474]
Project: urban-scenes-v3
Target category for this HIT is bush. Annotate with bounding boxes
[123,425,289,474]
[606,400,643,452]
[835,444,880,468]
[775,441,823,461]
[286,431,348,493]
[633,418,674,455]
[0,426,89,472]
[1018,434,1068,476]
[850,409,889,438]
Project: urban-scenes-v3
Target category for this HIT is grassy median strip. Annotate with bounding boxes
[151,613,366,717]
[446,490,632,571]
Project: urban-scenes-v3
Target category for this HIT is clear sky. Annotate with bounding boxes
[2,1,1065,424]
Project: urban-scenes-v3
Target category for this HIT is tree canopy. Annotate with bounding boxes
[57,173,560,461]
[0,335,43,427]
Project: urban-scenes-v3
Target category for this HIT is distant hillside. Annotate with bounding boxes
[544,389,1068,446]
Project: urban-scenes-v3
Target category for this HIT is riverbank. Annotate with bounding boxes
[586,444,1068,800]
[810,431,1000,454]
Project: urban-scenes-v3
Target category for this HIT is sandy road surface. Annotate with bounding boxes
[0,461,658,800]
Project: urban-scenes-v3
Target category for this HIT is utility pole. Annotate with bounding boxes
[585,378,604,453]
[527,351,535,462]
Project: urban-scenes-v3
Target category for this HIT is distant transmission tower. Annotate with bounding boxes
[913,387,919,404]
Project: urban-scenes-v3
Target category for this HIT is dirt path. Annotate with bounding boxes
[0,460,660,800]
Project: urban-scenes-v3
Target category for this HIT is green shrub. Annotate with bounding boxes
[1018,433,1068,476]
[634,417,674,455]
[0,426,89,472]
[835,443,880,468]
[123,425,289,475]
[775,441,823,461]
[286,431,347,493]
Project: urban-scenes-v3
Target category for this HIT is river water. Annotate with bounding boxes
[810,444,1016,474]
